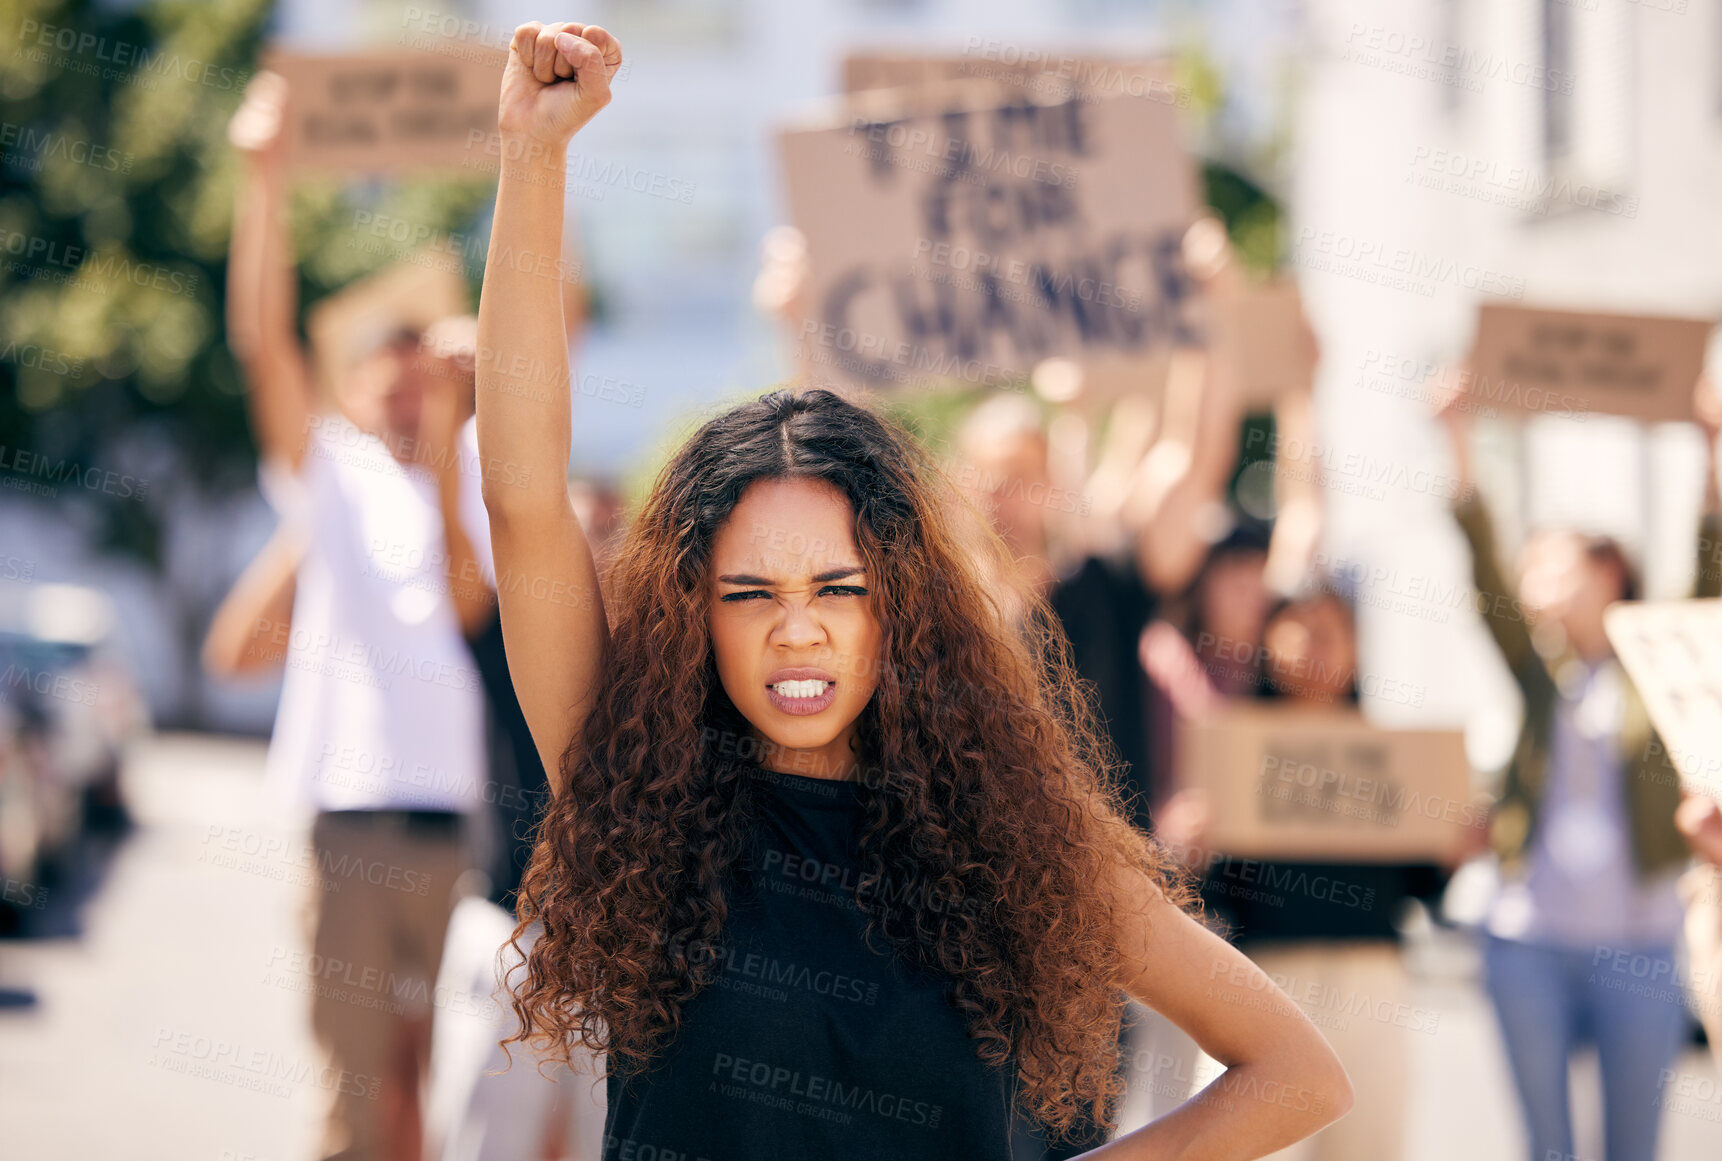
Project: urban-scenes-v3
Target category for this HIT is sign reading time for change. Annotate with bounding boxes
[778,84,1202,393]
[1178,706,1475,862]
[263,48,506,174]
[1468,304,1715,422]
[1605,599,1722,801]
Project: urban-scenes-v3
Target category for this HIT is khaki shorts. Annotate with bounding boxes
[304,809,471,1161]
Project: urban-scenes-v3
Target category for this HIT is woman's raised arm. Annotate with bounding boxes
[476,21,622,790]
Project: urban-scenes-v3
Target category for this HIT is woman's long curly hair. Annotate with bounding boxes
[506,387,1194,1137]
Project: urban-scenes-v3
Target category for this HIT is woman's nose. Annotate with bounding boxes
[772,598,825,649]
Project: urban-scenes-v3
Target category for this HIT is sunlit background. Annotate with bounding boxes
[4,0,1722,1157]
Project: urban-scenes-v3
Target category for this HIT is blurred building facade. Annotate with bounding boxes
[1289,0,1722,770]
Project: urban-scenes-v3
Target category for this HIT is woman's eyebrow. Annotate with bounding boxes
[715,565,866,585]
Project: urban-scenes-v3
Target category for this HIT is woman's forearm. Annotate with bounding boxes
[1103,872,1354,1161]
[476,143,576,520]
[1078,1055,1350,1161]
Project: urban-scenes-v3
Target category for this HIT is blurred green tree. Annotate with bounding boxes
[0,0,492,568]
[1,0,496,726]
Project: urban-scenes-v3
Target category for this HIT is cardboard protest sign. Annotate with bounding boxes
[841,48,1182,108]
[263,48,506,174]
[1467,304,1714,422]
[1605,599,1722,801]
[1178,706,1474,861]
[306,255,470,397]
[777,84,1201,393]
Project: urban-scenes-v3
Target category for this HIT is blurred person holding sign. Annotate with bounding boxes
[1161,581,1455,1161]
[218,72,607,1160]
[476,20,1353,1161]
[223,72,492,1161]
[1435,376,1722,1161]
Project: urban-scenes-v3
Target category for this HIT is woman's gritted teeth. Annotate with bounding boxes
[762,666,841,715]
[771,678,830,699]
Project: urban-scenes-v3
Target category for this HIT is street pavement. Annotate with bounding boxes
[1,733,1718,1159]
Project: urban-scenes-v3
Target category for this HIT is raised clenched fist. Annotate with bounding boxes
[497,22,623,149]
[228,70,289,158]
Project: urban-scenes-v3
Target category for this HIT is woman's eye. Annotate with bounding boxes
[819,585,869,598]
[719,590,770,603]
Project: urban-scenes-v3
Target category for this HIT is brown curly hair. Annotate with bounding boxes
[505,387,1193,1137]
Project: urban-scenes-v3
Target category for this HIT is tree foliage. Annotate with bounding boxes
[0,0,490,564]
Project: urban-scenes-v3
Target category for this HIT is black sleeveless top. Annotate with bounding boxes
[603,767,1018,1161]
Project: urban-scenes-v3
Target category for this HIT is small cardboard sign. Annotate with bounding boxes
[1179,706,1475,861]
[840,49,1182,108]
[1215,278,1311,409]
[1467,304,1714,422]
[777,84,1201,393]
[1605,599,1722,801]
[264,48,506,174]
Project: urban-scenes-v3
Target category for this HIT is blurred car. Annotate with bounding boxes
[0,584,150,923]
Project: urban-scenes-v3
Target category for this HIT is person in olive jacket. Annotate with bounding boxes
[1438,380,1722,1161]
